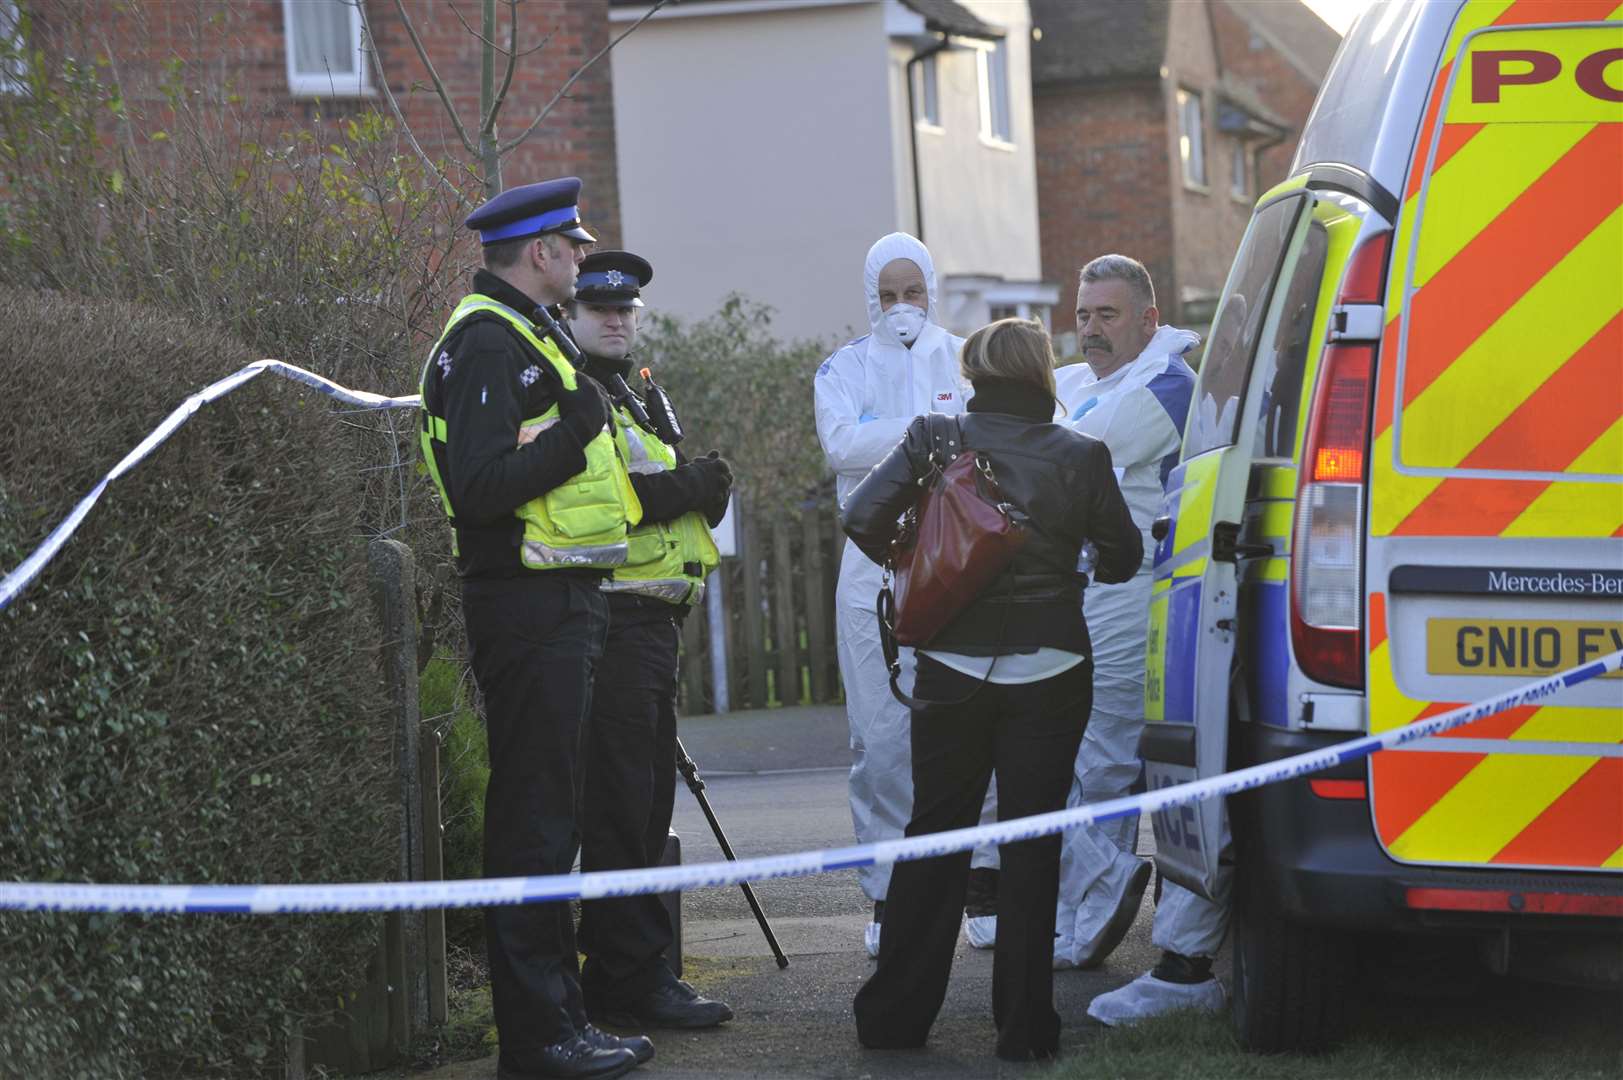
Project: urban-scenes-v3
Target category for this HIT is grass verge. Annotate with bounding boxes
[1054,978,1620,1080]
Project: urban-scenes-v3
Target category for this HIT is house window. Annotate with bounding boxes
[0,0,26,95]
[977,39,1012,145]
[1231,141,1250,200]
[913,53,940,128]
[1177,87,1207,188]
[283,0,372,98]
[989,304,1018,321]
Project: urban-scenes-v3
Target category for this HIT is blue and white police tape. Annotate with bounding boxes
[0,361,421,614]
[3,648,1618,915]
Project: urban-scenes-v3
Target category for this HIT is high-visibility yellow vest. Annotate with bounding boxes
[418,294,641,570]
[604,403,721,605]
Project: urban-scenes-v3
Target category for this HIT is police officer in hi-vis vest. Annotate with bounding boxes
[566,251,736,1029]
[418,179,651,1080]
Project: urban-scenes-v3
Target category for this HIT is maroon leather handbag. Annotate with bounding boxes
[886,414,1028,648]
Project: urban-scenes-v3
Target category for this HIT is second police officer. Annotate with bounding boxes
[567,252,738,1030]
[417,179,652,1079]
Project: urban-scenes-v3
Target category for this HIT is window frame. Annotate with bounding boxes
[0,0,26,96]
[1177,86,1208,190]
[282,0,374,99]
[975,39,1014,149]
[1230,140,1251,202]
[913,52,942,131]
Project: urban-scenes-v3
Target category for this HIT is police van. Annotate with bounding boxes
[1142,0,1623,1052]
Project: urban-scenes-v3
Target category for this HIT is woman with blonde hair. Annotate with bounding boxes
[845,318,1141,1062]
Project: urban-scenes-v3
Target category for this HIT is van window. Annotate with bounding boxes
[1185,196,1304,458]
[1254,220,1330,459]
[1291,2,1419,174]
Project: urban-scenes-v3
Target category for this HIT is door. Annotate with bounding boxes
[1143,190,1317,897]
[1364,14,1623,872]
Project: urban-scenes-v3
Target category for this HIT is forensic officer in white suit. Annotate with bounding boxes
[1050,257,1224,1004]
[814,232,1000,957]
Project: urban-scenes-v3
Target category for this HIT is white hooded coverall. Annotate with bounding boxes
[813,233,999,919]
[1051,325,1231,968]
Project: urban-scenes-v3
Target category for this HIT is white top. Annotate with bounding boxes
[920,647,1086,686]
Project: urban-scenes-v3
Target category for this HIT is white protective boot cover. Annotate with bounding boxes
[1085,971,1227,1026]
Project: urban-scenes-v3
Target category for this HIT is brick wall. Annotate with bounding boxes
[1033,79,1172,339]
[1211,0,1323,191]
[24,0,621,242]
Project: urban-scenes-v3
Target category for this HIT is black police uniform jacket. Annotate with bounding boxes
[840,376,1143,656]
[424,269,613,579]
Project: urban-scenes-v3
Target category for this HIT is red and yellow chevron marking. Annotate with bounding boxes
[1366,594,1623,870]
[1368,1,1623,540]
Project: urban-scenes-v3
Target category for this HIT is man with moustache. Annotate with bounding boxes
[1049,256,1221,1007]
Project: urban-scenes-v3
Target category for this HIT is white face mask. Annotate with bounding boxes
[884,302,926,344]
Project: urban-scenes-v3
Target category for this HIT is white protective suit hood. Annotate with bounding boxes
[864,232,939,348]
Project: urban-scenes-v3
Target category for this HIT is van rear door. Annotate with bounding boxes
[1143,189,1317,897]
[1365,14,1623,873]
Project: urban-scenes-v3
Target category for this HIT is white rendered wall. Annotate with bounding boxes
[904,0,1043,293]
[610,2,895,346]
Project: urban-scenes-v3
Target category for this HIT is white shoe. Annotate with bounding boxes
[1086,971,1227,1026]
[964,915,996,949]
[864,920,881,959]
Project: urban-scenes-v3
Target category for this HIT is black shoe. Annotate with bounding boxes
[496,1034,638,1080]
[594,979,734,1029]
[580,1023,655,1065]
[964,868,998,918]
[1151,948,1214,985]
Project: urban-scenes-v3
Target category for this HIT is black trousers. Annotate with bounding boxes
[463,573,609,1059]
[579,599,682,1005]
[853,655,1091,1060]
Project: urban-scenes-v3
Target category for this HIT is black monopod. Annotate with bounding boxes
[675,737,790,969]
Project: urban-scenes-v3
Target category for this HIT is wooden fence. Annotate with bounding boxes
[677,499,847,713]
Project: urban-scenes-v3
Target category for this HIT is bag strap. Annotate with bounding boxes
[877,581,1012,711]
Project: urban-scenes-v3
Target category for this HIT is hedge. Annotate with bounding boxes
[0,290,396,1078]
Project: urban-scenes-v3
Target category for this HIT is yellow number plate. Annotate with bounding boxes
[1427,619,1623,678]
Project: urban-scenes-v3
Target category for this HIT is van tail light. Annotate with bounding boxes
[1290,230,1389,690]
[1309,779,1367,800]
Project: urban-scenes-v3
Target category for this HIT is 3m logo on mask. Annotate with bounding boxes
[937,392,954,402]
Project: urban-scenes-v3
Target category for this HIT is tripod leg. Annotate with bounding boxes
[676,738,790,969]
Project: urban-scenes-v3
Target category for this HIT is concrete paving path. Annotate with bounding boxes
[412,704,1163,1079]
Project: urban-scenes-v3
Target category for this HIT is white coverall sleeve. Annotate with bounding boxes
[1066,385,1178,473]
[814,349,912,478]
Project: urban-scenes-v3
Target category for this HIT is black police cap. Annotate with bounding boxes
[463,176,596,245]
[574,251,654,308]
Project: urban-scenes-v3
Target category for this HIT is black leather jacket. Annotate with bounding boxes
[841,377,1142,655]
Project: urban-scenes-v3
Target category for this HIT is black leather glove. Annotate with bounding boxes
[557,376,608,447]
[627,452,732,526]
[692,450,734,527]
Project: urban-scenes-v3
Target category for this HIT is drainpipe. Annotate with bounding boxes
[905,32,950,243]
